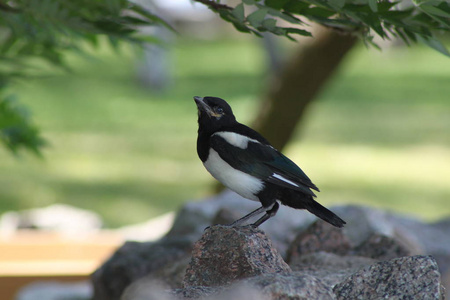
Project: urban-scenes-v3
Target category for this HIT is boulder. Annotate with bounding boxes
[333,255,445,300]
[171,286,223,299]
[183,225,291,287]
[353,233,413,260]
[174,273,335,300]
[121,280,172,300]
[290,251,376,287]
[286,220,351,263]
[227,273,335,300]
[92,237,193,300]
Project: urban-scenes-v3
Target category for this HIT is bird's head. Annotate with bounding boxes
[194,96,236,131]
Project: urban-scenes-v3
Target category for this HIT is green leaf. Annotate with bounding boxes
[264,0,291,9]
[368,0,378,12]
[419,4,450,18]
[329,0,346,10]
[285,27,312,37]
[243,0,257,4]
[262,18,277,30]
[393,28,411,45]
[304,7,336,18]
[247,8,269,28]
[232,3,246,23]
[284,1,310,14]
[346,10,386,37]
[416,34,450,56]
[258,5,301,24]
[378,1,400,12]
[128,4,175,31]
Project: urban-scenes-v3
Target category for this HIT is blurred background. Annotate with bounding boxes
[1,1,450,229]
[1,0,450,298]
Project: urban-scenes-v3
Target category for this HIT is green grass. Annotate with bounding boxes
[1,38,449,227]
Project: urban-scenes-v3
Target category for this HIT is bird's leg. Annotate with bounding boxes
[228,205,267,227]
[251,202,280,228]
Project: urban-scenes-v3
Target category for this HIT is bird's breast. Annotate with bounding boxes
[203,148,263,201]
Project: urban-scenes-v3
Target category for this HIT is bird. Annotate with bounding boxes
[194,96,346,228]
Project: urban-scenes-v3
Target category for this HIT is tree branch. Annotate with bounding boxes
[193,0,232,11]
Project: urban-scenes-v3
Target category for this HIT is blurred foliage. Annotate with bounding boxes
[196,0,450,54]
[0,0,170,155]
[0,94,45,155]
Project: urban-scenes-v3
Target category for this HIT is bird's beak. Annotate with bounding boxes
[194,96,219,118]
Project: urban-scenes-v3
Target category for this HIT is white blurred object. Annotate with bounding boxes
[115,212,175,242]
[0,204,102,236]
[134,0,215,22]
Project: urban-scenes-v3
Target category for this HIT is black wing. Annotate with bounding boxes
[210,133,319,196]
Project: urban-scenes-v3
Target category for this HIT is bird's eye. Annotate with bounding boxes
[215,107,224,114]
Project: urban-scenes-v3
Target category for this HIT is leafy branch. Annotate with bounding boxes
[0,0,171,156]
[195,0,450,55]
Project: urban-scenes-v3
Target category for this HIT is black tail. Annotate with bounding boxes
[303,199,346,228]
[281,190,346,228]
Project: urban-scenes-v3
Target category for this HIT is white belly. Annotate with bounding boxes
[203,149,263,201]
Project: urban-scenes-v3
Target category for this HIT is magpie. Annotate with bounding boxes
[194,96,346,228]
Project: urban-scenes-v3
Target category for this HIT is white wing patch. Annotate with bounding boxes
[213,131,260,149]
[272,173,299,187]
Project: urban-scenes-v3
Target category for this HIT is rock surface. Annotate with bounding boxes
[92,237,193,300]
[286,220,352,263]
[183,225,291,287]
[333,255,445,300]
[353,233,413,260]
[290,251,376,287]
[234,273,336,300]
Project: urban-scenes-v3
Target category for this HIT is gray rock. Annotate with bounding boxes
[151,256,191,288]
[286,220,351,263]
[173,274,336,300]
[354,233,413,261]
[389,215,450,272]
[232,273,336,300]
[92,237,193,300]
[387,215,450,299]
[291,251,376,272]
[121,280,173,300]
[332,205,397,246]
[443,271,450,300]
[171,286,224,299]
[183,225,291,287]
[333,255,445,300]
[333,205,425,254]
[122,254,191,299]
[290,252,376,287]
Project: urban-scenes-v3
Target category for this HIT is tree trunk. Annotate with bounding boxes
[252,26,358,151]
